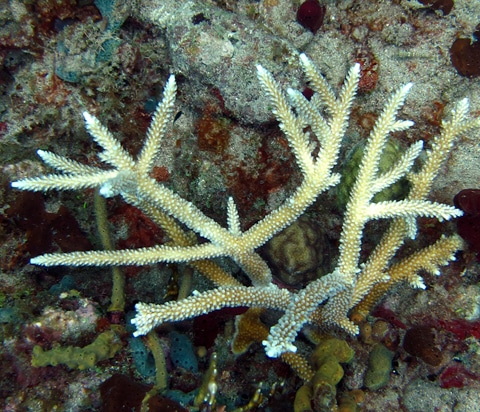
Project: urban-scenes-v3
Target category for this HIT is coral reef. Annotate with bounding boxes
[1,0,480,411]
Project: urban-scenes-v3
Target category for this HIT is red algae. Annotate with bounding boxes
[439,364,478,389]
[296,0,326,34]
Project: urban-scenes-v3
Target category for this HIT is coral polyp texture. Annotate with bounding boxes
[11,54,479,360]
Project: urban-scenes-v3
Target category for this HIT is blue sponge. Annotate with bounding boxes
[169,331,198,373]
[128,337,156,377]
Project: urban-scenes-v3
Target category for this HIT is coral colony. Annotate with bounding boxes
[5,0,480,408]
[12,52,480,370]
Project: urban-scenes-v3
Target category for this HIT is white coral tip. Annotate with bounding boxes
[404,82,414,93]
[262,339,297,358]
[82,111,92,121]
[256,64,266,75]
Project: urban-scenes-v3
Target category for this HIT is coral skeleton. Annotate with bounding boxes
[12,54,479,358]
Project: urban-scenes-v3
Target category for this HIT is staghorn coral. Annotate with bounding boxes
[11,53,478,365]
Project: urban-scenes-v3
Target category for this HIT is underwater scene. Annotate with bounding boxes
[1,0,480,411]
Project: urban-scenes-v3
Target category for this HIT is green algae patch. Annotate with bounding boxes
[294,337,355,412]
[32,330,122,370]
[364,343,394,390]
[311,337,355,370]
